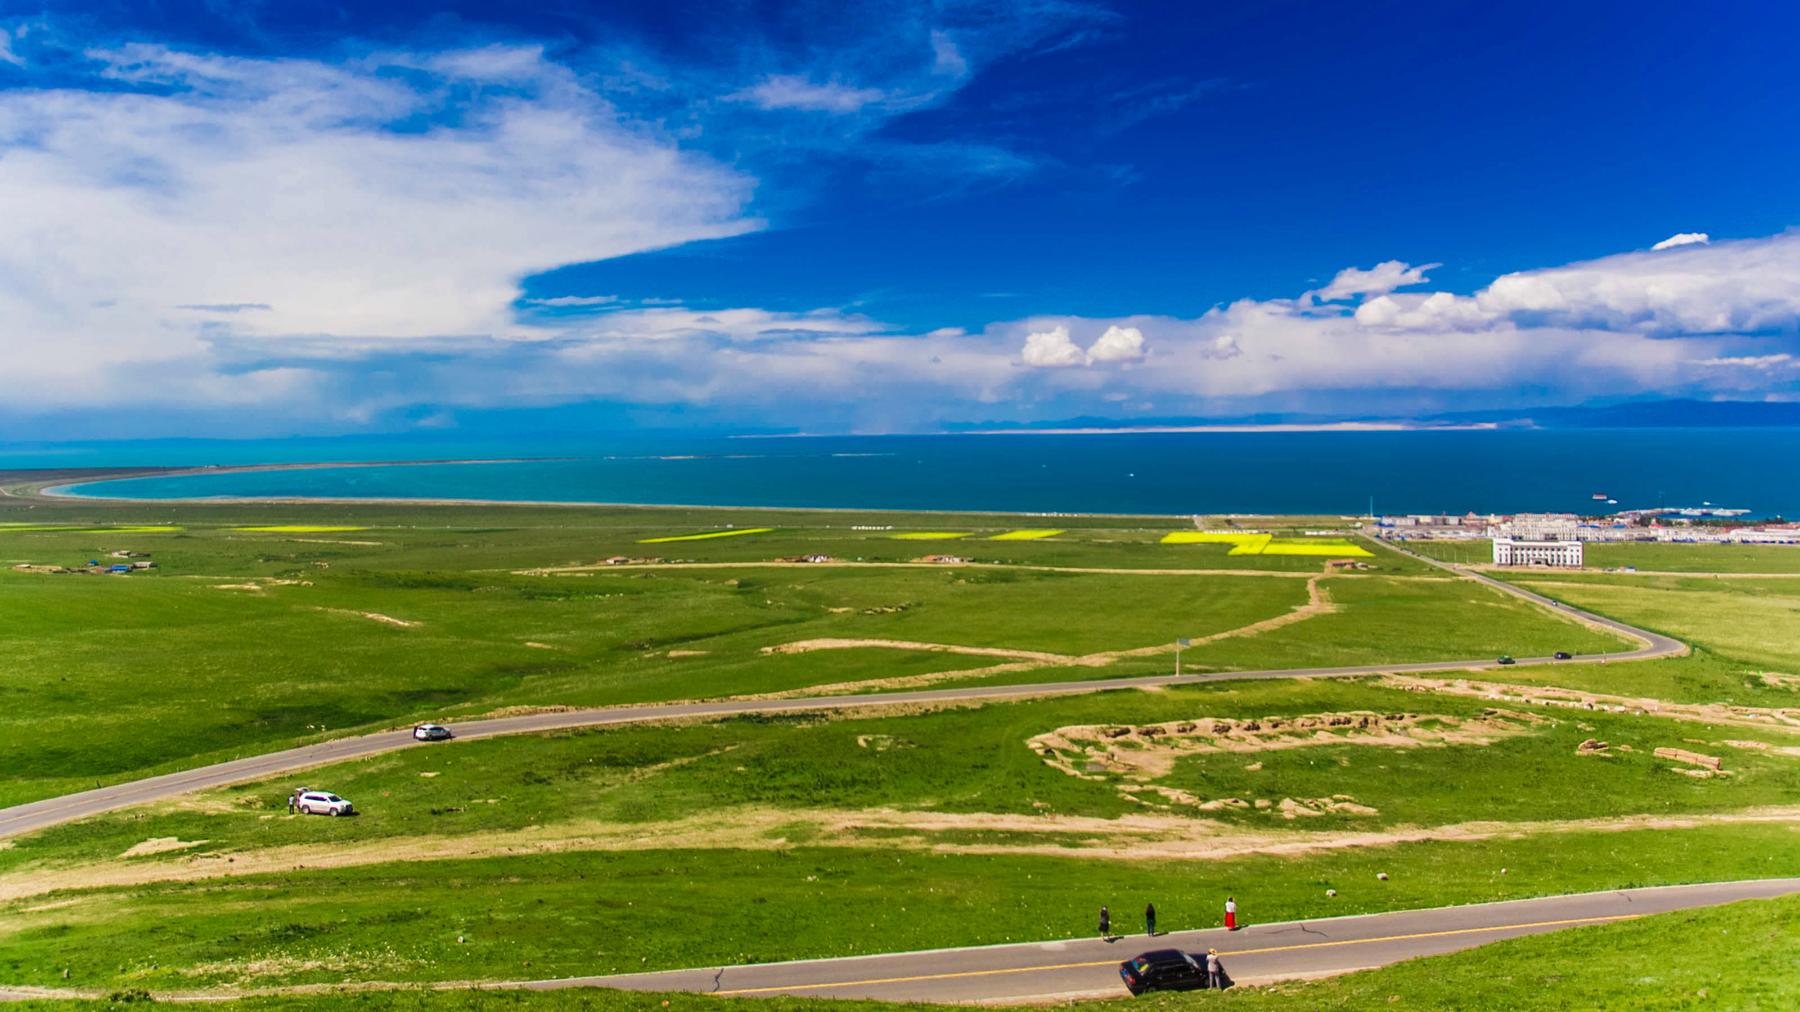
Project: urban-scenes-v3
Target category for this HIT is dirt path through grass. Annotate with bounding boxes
[516,559,1411,579]
[9,803,1800,904]
[752,576,1339,696]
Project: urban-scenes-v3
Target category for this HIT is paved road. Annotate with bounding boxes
[481,881,1800,1002]
[0,553,1683,840]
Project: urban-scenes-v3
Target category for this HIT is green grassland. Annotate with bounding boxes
[1176,575,1621,670]
[3,491,1797,1003]
[1586,541,1800,573]
[1507,573,1800,675]
[0,497,1574,808]
[29,893,1780,1011]
[9,678,1792,877]
[9,894,1794,1010]
[1391,538,1491,564]
[3,823,1796,992]
[3,671,1796,991]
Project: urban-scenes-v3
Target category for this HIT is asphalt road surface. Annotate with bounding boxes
[0,552,1682,840]
[480,880,1799,1002]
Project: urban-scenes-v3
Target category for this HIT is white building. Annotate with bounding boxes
[1493,536,1583,567]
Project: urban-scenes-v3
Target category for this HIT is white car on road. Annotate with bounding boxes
[296,791,354,816]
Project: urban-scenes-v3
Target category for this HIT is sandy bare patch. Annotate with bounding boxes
[120,837,208,859]
[316,609,417,628]
[1759,673,1800,690]
[469,704,578,719]
[178,950,424,985]
[1379,675,1800,734]
[666,649,710,658]
[762,638,1079,664]
[211,578,311,592]
[523,641,555,650]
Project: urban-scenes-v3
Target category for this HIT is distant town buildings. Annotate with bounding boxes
[1371,508,1800,553]
[1492,536,1583,567]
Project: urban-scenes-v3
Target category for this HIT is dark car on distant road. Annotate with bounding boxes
[1496,655,1516,665]
[1553,651,1574,660]
[413,723,453,742]
[1120,949,1206,995]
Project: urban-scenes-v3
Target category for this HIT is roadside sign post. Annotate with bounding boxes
[1175,637,1191,676]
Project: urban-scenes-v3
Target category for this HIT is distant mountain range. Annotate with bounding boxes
[945,399,1800,432]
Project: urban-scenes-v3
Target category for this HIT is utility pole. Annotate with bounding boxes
[1176,637,1191,676]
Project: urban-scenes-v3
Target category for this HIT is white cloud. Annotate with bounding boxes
[1314,260,1438,301]
[0,44,755,406]
[1353,290,1489,331]
[1020,325,1086,367]
[930,30,968,78]
[728,75,888,113]
[0,29,22,68]
[1652,232,1710,251]
[1019,323,1149,367]
[1690,353,1794,371]
[3,33,1799,436]
[1476,231,1800,334]
[1086,324,1147,363]
[526,295,622,308]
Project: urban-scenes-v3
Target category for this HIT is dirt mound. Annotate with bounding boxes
[119,837,207,859]
[1031,708,1543,781]
[1028,708,1541,817]
[1379,675,1800,733]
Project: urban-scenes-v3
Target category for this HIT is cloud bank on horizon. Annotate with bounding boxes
[2,3,1799,436]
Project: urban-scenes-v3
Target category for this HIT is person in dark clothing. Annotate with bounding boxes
[1098,905,1111,940]
[1144,902,1157,936]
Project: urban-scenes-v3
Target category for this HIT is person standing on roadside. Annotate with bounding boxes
[1144,902,1157,936]
[1224,896,1239,931]
[287,789,297,815]
[1098,905,1111,940]
[1206,949,1231,989]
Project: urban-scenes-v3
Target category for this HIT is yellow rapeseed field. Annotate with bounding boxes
[1159,531,1266,545]
[1257,540,1374,557]
[232,525,370,533]
[638,527,775,544]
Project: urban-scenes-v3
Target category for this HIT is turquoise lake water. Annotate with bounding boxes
[34,429,1800,516]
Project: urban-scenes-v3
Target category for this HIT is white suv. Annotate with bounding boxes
[296,791,354,816]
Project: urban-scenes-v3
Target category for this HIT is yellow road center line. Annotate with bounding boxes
[714,913,1640,995]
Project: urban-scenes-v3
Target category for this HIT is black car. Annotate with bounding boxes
[1553,651,1574,660]
[1120,949,1205,995]
[1496,655,1516,665]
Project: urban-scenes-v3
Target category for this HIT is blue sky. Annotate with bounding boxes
[2,0,1799,437]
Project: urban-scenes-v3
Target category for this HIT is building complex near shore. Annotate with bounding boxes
[1492,535,1583,567]
[1371,510,1800,554]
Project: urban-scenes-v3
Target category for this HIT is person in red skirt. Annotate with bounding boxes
[1224,896,1239,930]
